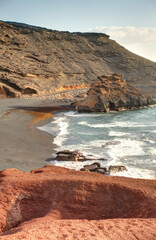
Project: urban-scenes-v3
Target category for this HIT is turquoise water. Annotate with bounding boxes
[38,106,156,179]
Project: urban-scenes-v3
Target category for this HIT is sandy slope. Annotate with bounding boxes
[1,218,156,240]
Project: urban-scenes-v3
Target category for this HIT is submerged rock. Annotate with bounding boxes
[109,165,127,173]
[102,141,120,148]
[73,74,154,112]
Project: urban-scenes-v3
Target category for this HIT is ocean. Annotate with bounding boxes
[38,106,156,179]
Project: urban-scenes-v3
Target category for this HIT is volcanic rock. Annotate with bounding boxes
[56,150,86,161]
[80,163,127,175]
[0,165,156,240]
[81,164,99,172]
[73,74,154,112]
[109,165,127,173]
[91,162,101,168]
[95,168,108,174]
[56,150,107,161]
[0,21,156,98]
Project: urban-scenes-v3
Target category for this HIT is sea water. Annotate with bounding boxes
[38,106,156,179]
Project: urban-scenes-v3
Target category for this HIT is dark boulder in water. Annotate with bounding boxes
[80,163,127,175]
[81,164,99,172]
[56,150,86,161]
[56,150,108,161]
[73,74,154,112]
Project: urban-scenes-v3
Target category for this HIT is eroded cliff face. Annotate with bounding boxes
[73,74,154,112]
[0,21,156,98]
[0,165,156,240]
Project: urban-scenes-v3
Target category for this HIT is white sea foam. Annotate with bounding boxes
[149,148,156,156]
[78,121,156,128]
[53,116,69,148]
[50,160,155,179]
[111,167,156,179]
[38,106,156,179]
[109,131,130,136]
[63,111,103,118]
[63,111,77,116]
[66,112,104,118]
[107,138,145,162]
[50,160,106,171]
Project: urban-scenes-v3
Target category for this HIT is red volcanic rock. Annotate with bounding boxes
[0,165,156,239]
[73,74,153,112]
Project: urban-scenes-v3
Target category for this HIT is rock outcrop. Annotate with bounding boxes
[56,150,86,161]
[73,74,154,112]
[55,150,107,161]
[0,21,156,98]
[0,166,156,239]
[80,162,127,175]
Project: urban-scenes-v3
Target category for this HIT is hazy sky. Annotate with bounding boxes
[0,0,156,61]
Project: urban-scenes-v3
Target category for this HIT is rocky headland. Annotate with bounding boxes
[0,21,156,99]
[0,165,156,239]
[73,74,154,112]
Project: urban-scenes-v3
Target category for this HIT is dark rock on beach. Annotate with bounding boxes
[56,150,108,161]
[81,164,99,172]
[80,162,127,175]
[90,162,101,168]
[95,168,108,174]
[56,150,86,161]
[73,74,154,112]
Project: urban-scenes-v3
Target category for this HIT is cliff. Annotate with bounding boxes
[0,166,156,239]
[0,21,156,98]
[73,74,154,112]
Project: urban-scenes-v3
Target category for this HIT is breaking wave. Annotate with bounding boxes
[38,107,156,179]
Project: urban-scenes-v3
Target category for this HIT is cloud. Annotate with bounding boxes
[89,26,156,62]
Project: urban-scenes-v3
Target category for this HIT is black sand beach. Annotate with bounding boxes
[0,97,71,171]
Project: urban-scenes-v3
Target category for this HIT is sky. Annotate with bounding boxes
[0,0,156,61]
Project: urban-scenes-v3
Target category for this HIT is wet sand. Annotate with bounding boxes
[0,97,72,172]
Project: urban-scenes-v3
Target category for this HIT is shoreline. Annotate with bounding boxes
[0,97,73,172]
[0,97,156,178]
[45,105,156,180]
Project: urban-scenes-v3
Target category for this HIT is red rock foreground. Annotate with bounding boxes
[0,166,156,240]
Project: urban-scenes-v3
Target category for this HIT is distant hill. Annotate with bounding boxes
[0,20,156,98]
